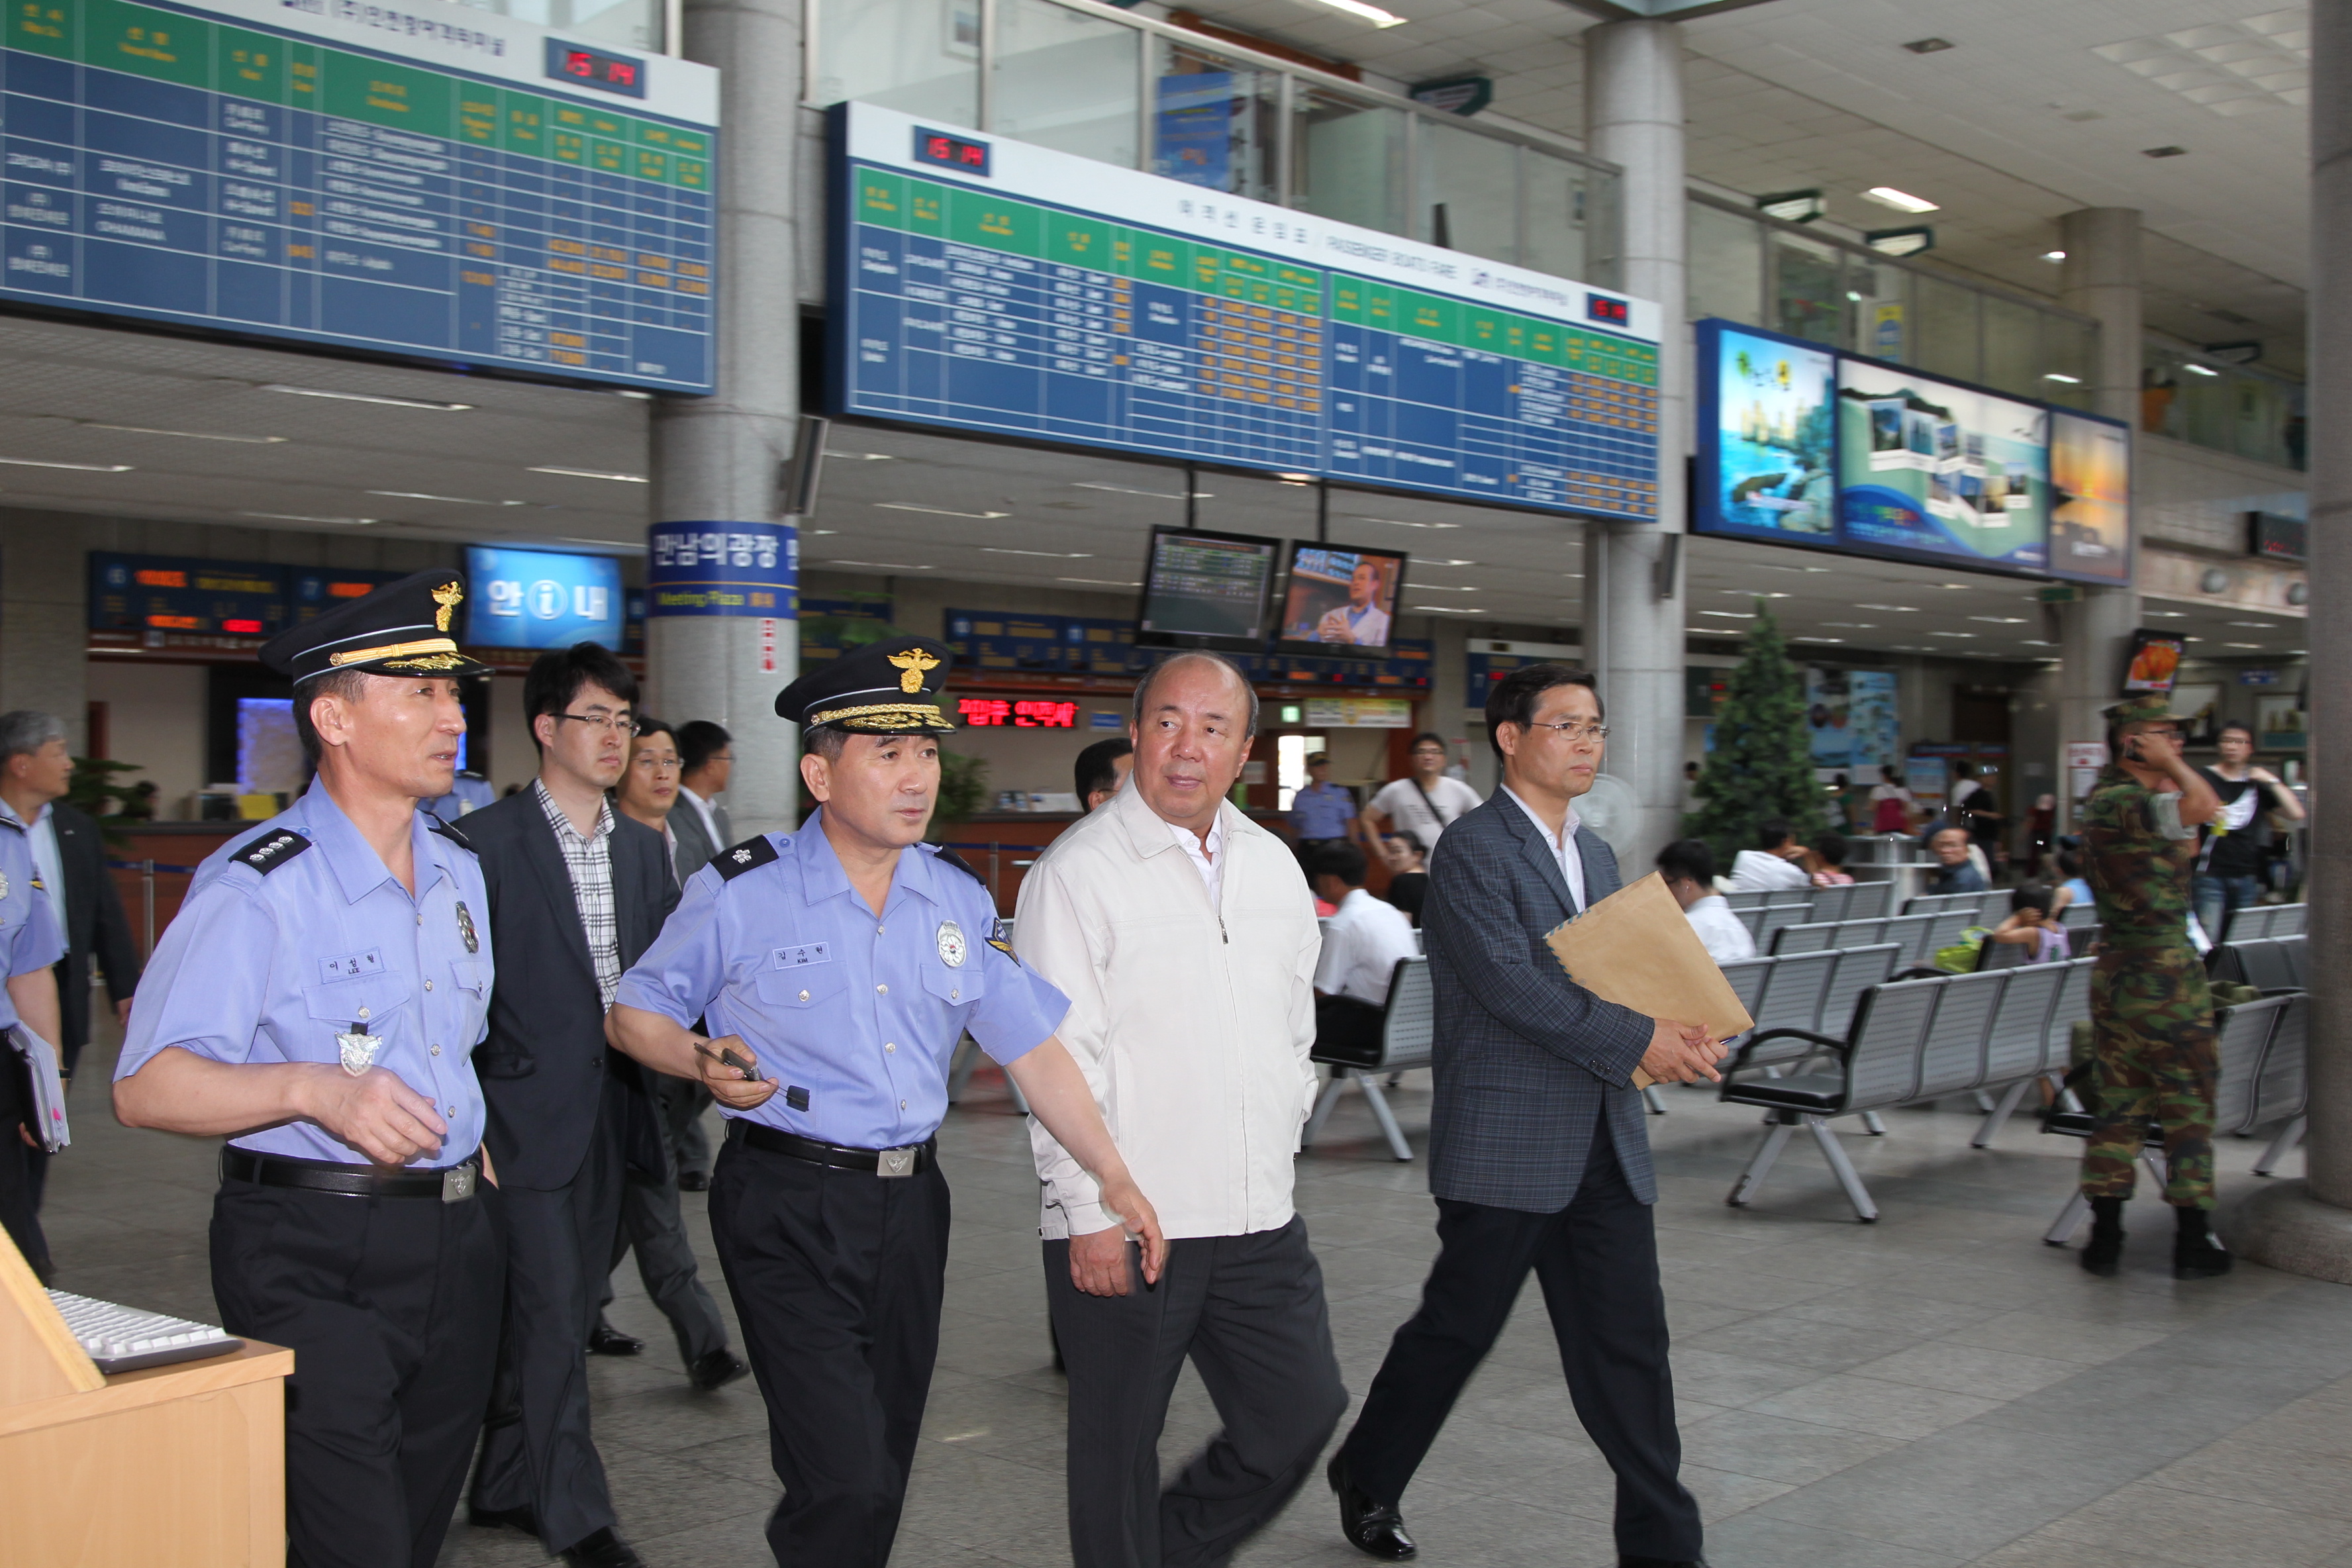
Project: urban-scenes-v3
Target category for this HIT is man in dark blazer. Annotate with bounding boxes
[460,645,676,1568]
[1326,663,1721,1568]
[0,710,144,1206]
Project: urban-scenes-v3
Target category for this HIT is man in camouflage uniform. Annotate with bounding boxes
[2077,693,2229,1279]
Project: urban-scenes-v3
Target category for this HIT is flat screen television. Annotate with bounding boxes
[1134,526,1281,652]
[1273,541,1408,654]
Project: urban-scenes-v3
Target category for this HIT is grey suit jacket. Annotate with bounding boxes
[671,793,720,888]
[1422,792,1657,1212]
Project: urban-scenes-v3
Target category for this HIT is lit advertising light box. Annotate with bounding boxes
[464,547,626,650]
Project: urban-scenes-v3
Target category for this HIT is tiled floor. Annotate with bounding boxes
[45,1032,2352,1568]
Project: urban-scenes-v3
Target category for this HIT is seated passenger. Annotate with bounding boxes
[2052,848,2092,915]
[1986,884,2070,963]
[1726,817,1813,893]
[1924,824,1990,893]
[1308,843,1419,1065]
[1379,832,1429,926]
[1659,838,1756,964]
[1810,830,1856,887]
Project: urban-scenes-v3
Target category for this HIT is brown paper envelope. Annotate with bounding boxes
[1546,872,1757,1089]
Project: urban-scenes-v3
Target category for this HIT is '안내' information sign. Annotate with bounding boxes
[2,0,719,391]
[645,523,797,616]
[829,101,1663,520]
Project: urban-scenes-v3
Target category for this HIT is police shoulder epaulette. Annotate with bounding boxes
[233,827,313,874]
[714,834,779,881]
[429,818,473,850]
[930,845,987,887]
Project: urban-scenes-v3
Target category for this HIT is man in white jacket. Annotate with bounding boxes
[1016,651,1346,1568]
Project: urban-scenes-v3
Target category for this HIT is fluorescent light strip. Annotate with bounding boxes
[259,383,473,411]
[84,423,285,443]
[1307,0,1406,24]
[1357,516,1461,529]
[1863,186,1939,213]
[980,548,1093,558]
[1073,481,1210,500]
[875,502,1010,519]
[529,466,648,483]
[0,456,131,471]
[1057,577,1144,587]
[366,491,528,506]
[1413,605,1486,614]
[240,511,377,526]
[824,559,935,570]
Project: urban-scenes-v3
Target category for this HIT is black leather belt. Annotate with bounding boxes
[730,1120,936,1177]
[221,1147,483,1202]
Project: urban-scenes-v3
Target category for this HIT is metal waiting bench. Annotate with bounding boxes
[2223,903,2308,942]
[2209,934,2307,993]
[1303,956,1434,1162]
[1904,891,1996,921]
[1718,956,2097,1221]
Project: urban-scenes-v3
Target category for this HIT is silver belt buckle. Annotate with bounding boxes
[876,1146,916,1178]
[441,1163,477,1202]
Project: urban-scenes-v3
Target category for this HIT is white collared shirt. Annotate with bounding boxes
[1167,811,1226,908]
[1315,887,1419,1006]
[1501,785,1588,912]
[1684,894,1757,964]
[1727,849,1812,893]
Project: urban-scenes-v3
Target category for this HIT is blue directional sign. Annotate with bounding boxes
[464,546,624,649]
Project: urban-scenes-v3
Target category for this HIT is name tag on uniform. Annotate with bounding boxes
[773,943,832,969]
[318,949,387,982]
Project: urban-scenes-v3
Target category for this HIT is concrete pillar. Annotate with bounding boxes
[2228,0,2352,1278]
[644,0,805,840]
[1584,19,1687,871]
[0,511,89,753]
[2052,209,2143,832]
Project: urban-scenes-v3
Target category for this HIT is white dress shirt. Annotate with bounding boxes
[1727,849,1812,893]
[1314,887,1419,1006]
[1683,895,1757,963]
[1500,785,1588,912]
[1016,781,1321,1240]
[1167,812,1227,907]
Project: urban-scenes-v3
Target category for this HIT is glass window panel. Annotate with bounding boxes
[1416,117,1519,265]
[812,0,979,128]
[991,0,1140,167]
[456,0,662,50]
[1771,230,1841,346]
[1291,89,1404,234]
[1686,201,1762,324]
[1981,293,2042,397]
[1913,273,1980,384]
[1521,148,1591,282]
[1843,258,1907,362]
[1152,37,1278,203]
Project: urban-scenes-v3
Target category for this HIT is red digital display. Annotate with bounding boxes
[914,128,992,176]
[1587,294,1630,326]
[221,618,264,634]
[543,39,648,99]
[959,697,1077,728]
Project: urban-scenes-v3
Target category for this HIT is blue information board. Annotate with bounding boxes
[830,103,1662,520]
[1,0,719,391]
[464,545,624,648]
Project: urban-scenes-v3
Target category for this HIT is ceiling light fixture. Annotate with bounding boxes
[2145,609,2188,617]
[258,383,473,411]
[1857,603,1919,612]
[875,502,1010,518]
[240,511,377,525]
[1412,583,1479,592]
[824,559,935,570]
[1413,605,1486,614]
[1928,630,1976,638]
[2043,373,2082,384]
[0,456,132,471]
[1073,480,1208,500]
[1359,516,1461,529]
[2043,250,2067,262]
[2225,642,2263,649]
[366,490,527,505]
[2020,638,2055,647]
[83,422,285,443]
[529,466,648,483]
[2143,146,2187,159]
[2229,620,2278,628]
[1970,616,2029,624]
[1056,577,1144,587]
[2182,363,2220,377]
[828,450,896,461]
[979,547,1093,558]
[1416,558,1479,567]
[1822,622,1875,628]
[1724,589,1791,599]
[1273,471,1316,485]
[1793,636,1845,644]
[1902,36,1953,53]
[1862,186,1939,214]
[1700,609,1755,618]
[1304,0,1408,27]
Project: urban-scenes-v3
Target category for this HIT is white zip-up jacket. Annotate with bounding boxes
[1014,782,1321,1240]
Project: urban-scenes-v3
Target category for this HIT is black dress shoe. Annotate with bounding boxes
[1328,1455,1415,1560]
[467,1502,540,1535]
[689,1348,750,1392]
[588,1320,645,1357]
[677,1171,711,1192]
[560,1527,646,1567]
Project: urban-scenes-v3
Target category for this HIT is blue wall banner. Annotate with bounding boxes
[646,523,797,616]
[464,546,626,648]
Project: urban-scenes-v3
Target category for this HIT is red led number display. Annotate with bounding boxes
[913,128,993,175]
[957,698,1077,728]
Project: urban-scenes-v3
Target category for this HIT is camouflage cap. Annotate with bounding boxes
[2105,693,2177,727]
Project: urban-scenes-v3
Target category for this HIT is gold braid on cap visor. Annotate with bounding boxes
[807,702,956,731]
[327,637,464,667]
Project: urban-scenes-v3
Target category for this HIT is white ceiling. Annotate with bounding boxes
[1177,0,2310,368]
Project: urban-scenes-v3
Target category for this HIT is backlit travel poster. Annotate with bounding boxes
[1707,326,1837,540]
[2047,411,2133,584]
[1836,360,2051,571]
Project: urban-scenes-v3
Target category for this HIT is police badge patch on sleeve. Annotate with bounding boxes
[985,918,1016,958]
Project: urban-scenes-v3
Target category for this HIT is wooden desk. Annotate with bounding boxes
[0,1238,290,1565]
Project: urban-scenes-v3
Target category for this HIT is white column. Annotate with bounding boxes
[2052,209,2143,832]
[645,0,805,839]
[1584,18,1688,871]
[2230,0,2352,1278]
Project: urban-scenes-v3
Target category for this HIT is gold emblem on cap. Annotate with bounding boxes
[886,647,941,693]
[432,581,464,632]
[330,638,463,667]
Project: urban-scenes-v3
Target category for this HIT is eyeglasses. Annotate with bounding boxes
[554,711,641,737]
[630,752,681,772]
[1523,720,1610,744]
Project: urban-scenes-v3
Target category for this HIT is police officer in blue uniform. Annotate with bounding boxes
[608,637,1167,1568]
[0,805,66,1281]
[113,571,505,1568]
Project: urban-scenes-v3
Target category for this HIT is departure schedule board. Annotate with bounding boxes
[0,0,720,391]
[830,102,1662,520]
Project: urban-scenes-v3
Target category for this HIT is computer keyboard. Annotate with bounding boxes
[46,1289,244,1375]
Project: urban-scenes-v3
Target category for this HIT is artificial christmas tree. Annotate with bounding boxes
[1689,601,1830,868]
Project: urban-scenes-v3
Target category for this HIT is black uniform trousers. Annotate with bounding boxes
[467,1081,628,1553]
[0,1050,50,1282]
[1336,1115,1702,1563]
[209,1169,504,1568]
[1044,1215,1348,1568]
[707,1128,950,1568]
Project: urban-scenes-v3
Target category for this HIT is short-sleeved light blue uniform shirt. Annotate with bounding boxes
[1289,780,1356,841]
[115,782,493,1169]
[616,810,1068,1150]
[0,816,67,1032]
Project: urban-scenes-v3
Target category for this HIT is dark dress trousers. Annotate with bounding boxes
[1334,795,1704,1563]
[25,801,143,1208]
[458,791,675,1554]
